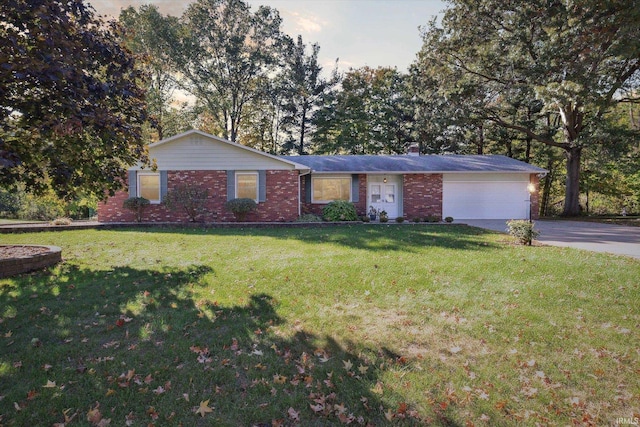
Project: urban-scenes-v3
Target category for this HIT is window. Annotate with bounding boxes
[312,176,351,203]
[138,173,160,203]
[236,172,258,200]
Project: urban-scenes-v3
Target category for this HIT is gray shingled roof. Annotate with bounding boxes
[280,154,547,173]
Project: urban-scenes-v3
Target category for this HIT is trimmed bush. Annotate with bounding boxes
[163,183,209,222]
[506,220,540,245]
[445,216,454,223]
[322,200,359,221]
[51,217,72,226]
[425,215,440,223]
[225,198,257,221]
[395,216,405,223]
[123,197,150,222]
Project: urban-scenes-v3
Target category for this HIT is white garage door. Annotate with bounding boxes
[443,174,531,220]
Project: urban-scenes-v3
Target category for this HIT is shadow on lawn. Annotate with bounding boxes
[109,224,501,253]
[0,263,460,426]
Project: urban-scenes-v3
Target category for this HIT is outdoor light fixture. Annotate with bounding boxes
[383,176,387,183]
[527,183,536,194]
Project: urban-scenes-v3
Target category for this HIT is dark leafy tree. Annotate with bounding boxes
[313,67,413,154]
[279,35,340,155]
[414,0,640,216]
[0,0,147,199]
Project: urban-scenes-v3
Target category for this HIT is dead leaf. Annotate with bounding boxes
[342,360,353,371]
[273,374,287,384]
[196,399,213,417]
[287,407,300,421]
[43,380,57,388]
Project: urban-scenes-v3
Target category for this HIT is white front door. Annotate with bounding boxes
[370,183,398,219]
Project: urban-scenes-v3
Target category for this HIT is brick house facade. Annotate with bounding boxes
[97,130,546,223]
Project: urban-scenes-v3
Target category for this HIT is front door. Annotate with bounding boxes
[370,183,398,219]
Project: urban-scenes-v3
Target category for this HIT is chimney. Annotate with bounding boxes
[407,142,420,156]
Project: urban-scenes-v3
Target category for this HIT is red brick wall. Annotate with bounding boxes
[402,174,443,220]
[530,174,540,220]
[98,170,300,223]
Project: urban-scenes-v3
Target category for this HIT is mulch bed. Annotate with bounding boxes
[0,245,52,259]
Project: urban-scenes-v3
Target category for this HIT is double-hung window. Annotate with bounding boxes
[312,176,351,203]
[138,173,160,203]
[236,172,258,201]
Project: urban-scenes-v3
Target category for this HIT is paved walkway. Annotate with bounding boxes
[463,219,640,259]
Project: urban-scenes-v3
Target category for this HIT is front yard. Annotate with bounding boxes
[0,225,638,426]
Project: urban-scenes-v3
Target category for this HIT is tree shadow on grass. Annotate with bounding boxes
[0,264,461,426]
[108,224,502,254]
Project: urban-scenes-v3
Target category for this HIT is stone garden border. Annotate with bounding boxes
[0,245,62,278]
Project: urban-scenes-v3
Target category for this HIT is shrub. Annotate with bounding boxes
[51,217,72,226]
[362,215,371,222]
[444,216,454,223]
[322,200,359,221]
[379,210,389,223]
[225,198,257,221]
[425,215,440,223]
[163,184,209,222]
[395,216,405,223]
[123,197,150,222]
[296,213,323,223]
[506,220,540,245]
[412,217,421,223]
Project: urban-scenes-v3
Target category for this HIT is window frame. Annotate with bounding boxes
[137,172,161,204]
[235,172,259,201]
[311,175,352,203]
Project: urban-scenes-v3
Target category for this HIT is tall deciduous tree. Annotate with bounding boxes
[0,0,147,199]
[165,0,284,142]
[119,5,180,141]
[415,0,640,216]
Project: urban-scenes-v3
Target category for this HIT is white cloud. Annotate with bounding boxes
[290,12,324,34]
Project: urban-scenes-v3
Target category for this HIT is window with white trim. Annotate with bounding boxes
[312,176,351,203]
[236,172,258,201]
[138,173,160,203]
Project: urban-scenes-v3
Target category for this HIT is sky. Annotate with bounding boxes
[91,0,446,73]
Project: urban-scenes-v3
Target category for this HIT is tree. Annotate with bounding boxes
[279,35,339,155]
[119,5,180,141]
[313,67,413,154]
[164,0,284,142]
[0,0,147,199]
[415,0,640,215]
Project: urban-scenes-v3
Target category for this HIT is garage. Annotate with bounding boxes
[442,173,532,220]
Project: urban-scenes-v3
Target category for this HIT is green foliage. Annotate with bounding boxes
[123,197,150,222]
[414,0,640,216]
[0,186,23,217]
[1,0,147,200]
[163,183,209,222]
[444,216,454,223]
[378,210,389,223]
[506,219,539,245]
[51,217,72,226]
[313,66,414,154]
[425,215,441,223]
[225,198,258,221]
[412,216,422,223]
[395,216,405,223]
[17,192,65,221]
[322,200,359,221]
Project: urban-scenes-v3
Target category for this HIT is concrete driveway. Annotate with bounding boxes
[462,219,640,259]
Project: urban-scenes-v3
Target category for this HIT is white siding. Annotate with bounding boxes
[443,173,531,220]
[137,133,296,171]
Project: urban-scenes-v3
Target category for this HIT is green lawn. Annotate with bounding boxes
[1,226,638,426]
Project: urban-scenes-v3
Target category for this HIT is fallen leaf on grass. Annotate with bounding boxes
[287,407,300,421]
[195,400,213,417]
[43,380,56,388]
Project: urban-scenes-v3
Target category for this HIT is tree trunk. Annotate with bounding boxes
[477,123,484,155]
[561,146,582,216]
[298,105,307,155]
[540,158,555,217]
